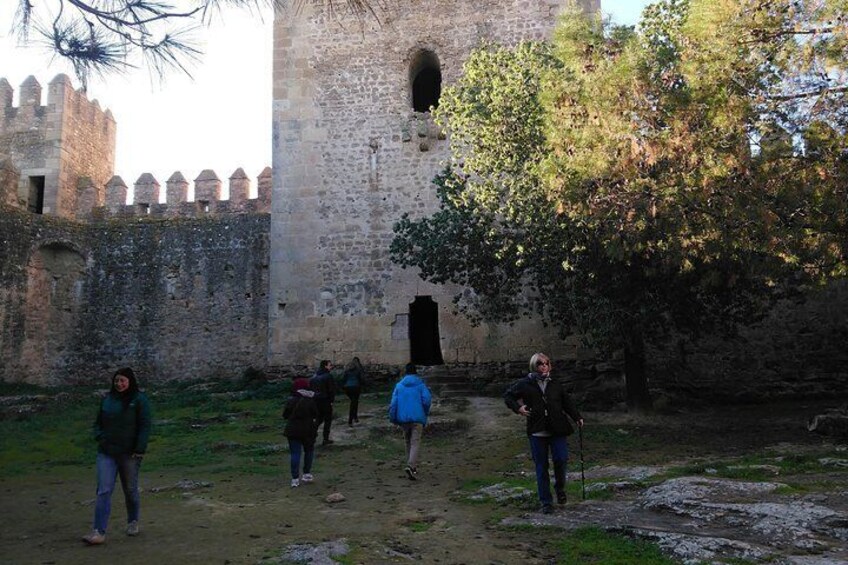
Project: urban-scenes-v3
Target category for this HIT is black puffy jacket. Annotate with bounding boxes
[283,392,319,444]
[504,373,582,437]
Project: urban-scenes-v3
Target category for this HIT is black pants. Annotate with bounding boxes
[344,387,361,424]
[317,402,333,441]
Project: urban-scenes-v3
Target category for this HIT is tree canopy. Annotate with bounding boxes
[391,0,848,410]
[10,0,378,87]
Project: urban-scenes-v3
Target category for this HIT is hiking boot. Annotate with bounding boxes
[83,530,106,545]
[556,492,567,505]
[291,478,300,488]
[541,504,554,514]
[322,438,334,446]
[301,473,314,483]
[126,521,140,536]
[405,466,418,481]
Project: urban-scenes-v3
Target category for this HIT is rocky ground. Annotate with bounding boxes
[0,393,846,564]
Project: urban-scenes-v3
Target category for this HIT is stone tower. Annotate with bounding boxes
[0,74,116,219]
[270,0,599,367]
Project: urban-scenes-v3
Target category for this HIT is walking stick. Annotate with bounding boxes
[578,425,586,501]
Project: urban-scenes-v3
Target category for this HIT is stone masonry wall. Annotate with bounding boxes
[646,281,848,404]
[270,0,600,367]
[0,205,269,385]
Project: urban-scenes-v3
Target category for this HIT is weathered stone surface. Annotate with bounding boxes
[269,0,602,367]
[148,479,213,493]
[502,474,848,564]
[277,539,349,564]
[0,206,269,384]
[633,529,771,565]
[469,483,533,503]
[809,409,848,440]
[325,492,346,504]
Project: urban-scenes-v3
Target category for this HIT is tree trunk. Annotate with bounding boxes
[624,331,653,412]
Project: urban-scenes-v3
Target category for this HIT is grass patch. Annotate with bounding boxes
[404,518,435,533]
[660,448,845,483]
[556,526,677,565]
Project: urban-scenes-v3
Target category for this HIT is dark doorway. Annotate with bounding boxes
[28,176,45,214]
[409,296,444,365]
[410,51,441,112]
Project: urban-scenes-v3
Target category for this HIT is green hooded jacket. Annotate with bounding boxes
[93,392,152,455]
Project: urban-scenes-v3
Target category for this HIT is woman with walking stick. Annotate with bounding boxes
[504,353,583,514]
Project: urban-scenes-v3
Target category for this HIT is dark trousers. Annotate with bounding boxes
[287,438,314,479]
[344,387,361,424]
[317,401,333,441]
[528,435,569,507]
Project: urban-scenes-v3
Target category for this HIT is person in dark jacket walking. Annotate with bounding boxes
[389,363,432,480]
[342,357,366,426]
[310,360,336,445]
[283,378,319,487]
[83,367,152,545]
[504,353,583,514]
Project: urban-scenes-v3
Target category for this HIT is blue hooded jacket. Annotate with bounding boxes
[389,374,432,425]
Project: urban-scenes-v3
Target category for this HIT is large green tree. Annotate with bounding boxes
[391,0,848,410]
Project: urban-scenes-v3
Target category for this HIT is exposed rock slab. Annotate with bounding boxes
[501,476,848,564]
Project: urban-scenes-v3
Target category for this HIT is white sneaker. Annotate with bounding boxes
[301,473,314,483]
[82,530,106,545]
[291,478,300,488]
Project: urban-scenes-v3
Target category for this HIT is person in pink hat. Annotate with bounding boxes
[283,378,319,487]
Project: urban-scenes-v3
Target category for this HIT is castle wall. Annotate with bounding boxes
[0,75,116,219]
[0,205,269,385]
[270,0,599,367]
[646,282,848,404]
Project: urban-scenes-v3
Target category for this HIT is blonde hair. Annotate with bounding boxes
[529,352,550,373]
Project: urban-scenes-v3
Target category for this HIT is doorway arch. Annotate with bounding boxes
[409,296,444,365]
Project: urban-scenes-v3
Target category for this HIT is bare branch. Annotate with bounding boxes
[11,0,376,84]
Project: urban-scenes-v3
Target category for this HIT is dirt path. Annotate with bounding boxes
[0,396,553,564]
[3,395,844,564]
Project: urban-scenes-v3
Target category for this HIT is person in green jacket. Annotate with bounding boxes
[83,367,152,545]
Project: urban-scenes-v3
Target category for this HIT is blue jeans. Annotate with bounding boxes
[288,438,315,479]
[94,452,140,533]
[528,435,568,507]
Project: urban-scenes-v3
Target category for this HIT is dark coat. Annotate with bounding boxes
[310,369,336,405]
[342,367,365,390]
[283,392,319,444]
[504,373,582,437]
[94,392,152,455]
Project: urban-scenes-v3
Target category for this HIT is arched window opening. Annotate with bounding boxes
[409,296,444,365]
[410,50,442,113]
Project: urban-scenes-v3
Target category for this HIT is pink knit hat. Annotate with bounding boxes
[292,378,310,393]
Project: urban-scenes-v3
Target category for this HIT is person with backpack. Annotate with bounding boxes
[283,377,319,487]
[342,357,366,426]
[83,367,152,545]
[310,360,337,445]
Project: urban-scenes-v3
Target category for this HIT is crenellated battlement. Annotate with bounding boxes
[0,74,116,219]
[0,74,115,137]
[89,166,272,219]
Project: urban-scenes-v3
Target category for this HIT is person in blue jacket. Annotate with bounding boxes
[389,363,432,480]
[83,367,152,545]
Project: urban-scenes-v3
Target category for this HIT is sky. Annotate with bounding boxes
[0,1,650,202]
